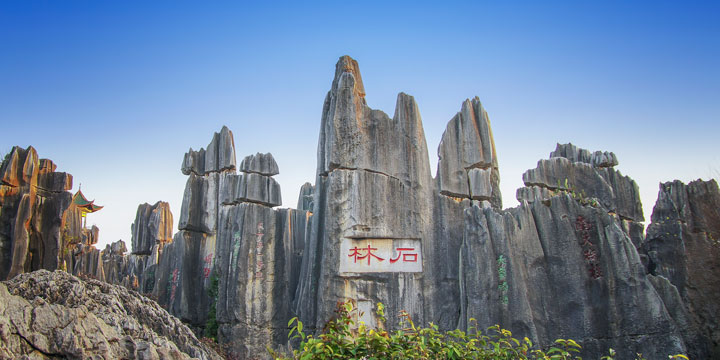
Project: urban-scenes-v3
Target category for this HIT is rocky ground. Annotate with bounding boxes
[0,269,221,360]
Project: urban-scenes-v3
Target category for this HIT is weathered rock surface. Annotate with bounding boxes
[155,230,216,328]
[295,55,436,336]
[179,173,219,234]
[437,97,502,208]
[1,146,74,281]
[521,143,644,222]
[459,195,685,359]
[220,172,282,207]
[297,182,314,211]
[132,201,173,255]
[182,126,236,176]
[0,270,221,359]
[643,179,720,358]
[239,152,280,176]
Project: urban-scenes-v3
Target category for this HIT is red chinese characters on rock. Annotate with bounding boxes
[390,248,418,263]
[202,253,213,279]
[348,244,385,265]
[347,244,418,266]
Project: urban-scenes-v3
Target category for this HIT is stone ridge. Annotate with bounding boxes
[519,143,644,222]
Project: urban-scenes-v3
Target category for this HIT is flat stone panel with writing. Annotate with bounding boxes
[339,238,422,273]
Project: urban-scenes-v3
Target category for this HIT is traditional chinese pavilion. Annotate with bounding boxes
[72,188,103,227]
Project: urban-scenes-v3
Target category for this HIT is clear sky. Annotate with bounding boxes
[1,1,718,251]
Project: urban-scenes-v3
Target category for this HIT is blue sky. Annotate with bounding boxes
[2,1,718,250]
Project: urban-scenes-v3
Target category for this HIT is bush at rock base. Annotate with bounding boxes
[270,301,689,360]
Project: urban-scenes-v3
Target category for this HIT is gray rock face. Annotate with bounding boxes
[295,55,438,337]
[1,270,221,359]
[181,147,206,176]
[437,97,501,208]
[181,126,236,175]
[643,179,720,358]
[220,172,282,207]
[239,152,280,176]
[155,230,216,327]
[131,201,173,255]
[521,144,644,222]
[297,182,314,211]
[458,195,685,359]
[179,173,219,233]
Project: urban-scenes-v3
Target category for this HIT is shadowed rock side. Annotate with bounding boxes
[643,179,720,358]
[0,270,221,359]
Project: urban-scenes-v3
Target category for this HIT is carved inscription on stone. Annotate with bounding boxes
[339,238,422,273]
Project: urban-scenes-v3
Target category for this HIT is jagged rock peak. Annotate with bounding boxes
[437,97,501,207]
[0,145,39,187]
[551,143,618,168]
[239,152,279,176]
[332,55,365,100]
[318,56,432,185]
[520,145,643,222]
[131,201,173,255]
[181,126,236,175]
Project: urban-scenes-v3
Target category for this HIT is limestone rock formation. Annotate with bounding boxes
[297,182,314,211]
[239,152,280,176]
[0,147,73,280]
[4,57,718,360]
[458,195,685,359]
[437,97,502,208]
[295,55,437,336]
[131,201,173,255]
[0,270,221,359]
[181,126,236,176]
[521,143,643,222]
[643,179,720,358]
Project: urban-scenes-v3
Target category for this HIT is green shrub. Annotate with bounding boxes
[271,300,583,359]
[272,300,690,360]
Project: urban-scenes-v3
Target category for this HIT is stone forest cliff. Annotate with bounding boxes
[1,56,719,359]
